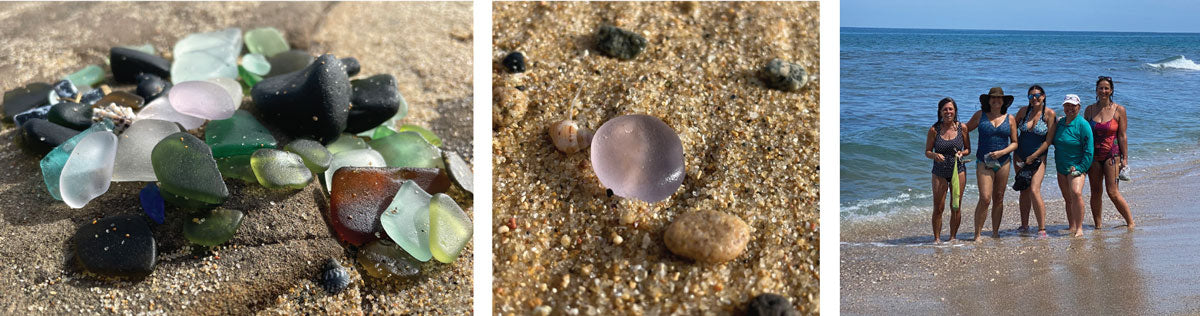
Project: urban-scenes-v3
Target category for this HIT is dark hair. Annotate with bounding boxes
[1097,76,1114,91]
[1022,85,1046,125]
[933,97,958,129]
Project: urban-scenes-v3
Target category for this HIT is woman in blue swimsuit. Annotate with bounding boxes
[1013,85,1056,238]
[965,87,1019,240]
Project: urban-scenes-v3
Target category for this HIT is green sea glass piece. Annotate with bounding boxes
[205,110,277,158]
[370,125,396,140]
[250,148,312,190]
[396,124,442,147]
[429,193,471,263]
[356,240,420,279]
[241,53,270,76]
[283,139,332,174]
[326,133,369,155]
[65,65,104,87]
[381,180,433,262]
[121,43,155,56]
[368,131,443,169]
[183,208,244,247]
[238,65,262,88]
[172,28,242,83]
[216,155,257,182]
[244,27,289,58]
[151,132,229,209]
[40,121,113,201]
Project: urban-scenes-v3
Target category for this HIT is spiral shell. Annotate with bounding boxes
[549,119,593,154]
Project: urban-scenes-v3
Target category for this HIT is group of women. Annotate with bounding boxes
[924,77,1135,242]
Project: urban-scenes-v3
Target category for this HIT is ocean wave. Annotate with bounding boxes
[841,191,928,213]
[1144,55,1200,71]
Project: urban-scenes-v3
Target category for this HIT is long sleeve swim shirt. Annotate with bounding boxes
[1052,115,1094,175]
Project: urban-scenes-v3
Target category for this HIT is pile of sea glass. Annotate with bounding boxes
[1,27,473,279]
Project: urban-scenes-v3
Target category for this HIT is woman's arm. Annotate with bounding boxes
[1117,104,1129,167]
[925,127,943,162]
[959,123,971,158]
[1028,108,1057,163]
[1081,120,1094,170]
[965,111,982,132]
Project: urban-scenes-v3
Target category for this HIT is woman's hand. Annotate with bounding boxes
[1025,156,1036,166]
[987,151,1000,159]
[956,150,967,158]
[1122,157,1128,168]
[933,153,946,163]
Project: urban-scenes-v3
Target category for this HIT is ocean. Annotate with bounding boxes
[840,27,1200,220]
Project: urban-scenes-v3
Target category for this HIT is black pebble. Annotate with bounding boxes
[110,47,171,84]
[502,51,526,73]
[73,214,157,279]
[136,74,171,102]
[47,102,94,130]
[53,80,78,100]
[760,59,807,92]
[251,54,351,144]
[746,293,798,316]
[340,57,361,76]
[22,118,80,152]
[13,105,51,128]
[606,188,614,197]
[2,82,51,122]
[345,74,402,133]
[266,49,315,77]
[596,25,647,60]
[320,258,350,294]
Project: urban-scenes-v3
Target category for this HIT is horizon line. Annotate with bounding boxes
[841,26,1200,35]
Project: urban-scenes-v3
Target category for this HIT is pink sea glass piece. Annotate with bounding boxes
[590,114,685,202]
[168,80,236,120]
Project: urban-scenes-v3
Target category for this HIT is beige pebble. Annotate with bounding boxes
[492,86,528,128]
[663,210,750,263]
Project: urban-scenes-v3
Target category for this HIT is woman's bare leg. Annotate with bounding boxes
[1058,173,1077,234]
[990,162,1011,238]
[932,175,949,243]
[1031,160,1048,232]
[1103,159,1135,229]
[1017,162,1032,231]
[974,164,995,241]
[1069,174,1086,237]
[1087,159,1106,229]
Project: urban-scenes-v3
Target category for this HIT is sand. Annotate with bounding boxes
[491,2,820,315]
[841,157,1200,314]
[0,2,473,314]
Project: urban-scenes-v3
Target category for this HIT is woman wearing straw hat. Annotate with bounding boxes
[1085,76,1135,230]
[925,97,970,243]
[1013,85,1057,238]
[965,87,1019,240]
[1053,94,1093,237]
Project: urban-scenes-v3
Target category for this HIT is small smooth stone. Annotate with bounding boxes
[323,148,385,192]
[429,193,471,263]
[663,210,750,263]
[548,120,592,154]
[171,28,243,83]
[205,109,277,158]
[591,114,685,202]
[266,49,313,77]
[182,208,244,247]
[329,167,450,245]
[3,82,51,122]
[65,65,105,87]
[747,293,799,316]
[346,74,402,133]
[320,259,350,294]
[760,58,807,92]
[110,47,171,83]
[168,80,237,120]
[112,119,183,182]
[14,104,51,127]
[140,183,166,225]
[443,151,473,194]
[368,131,443,169]
[370,125,396,140]
[502,51,526,73]
[47,102,93,130]
[251,54,351,144]
[326,133,369,155]
[241,53,271,76]
[152,132,229,209]
[381,180,433,261]
[244,27,290,57]
[492,86,527,128]
[94,91,145,110]
[120,43,155,56]
[340,57,360,76]
[596,25,647,60]
[396,124,442,147]
[60,131,118,208]
[136,74,171,102]
[39,121,112,200]
[356,240,420,279]
[250,148,312,189]
[135,94,205,130]
[73,214,156,278]
[216,155,257,182]
[23,118,82,153]
[283,139,332,174]
[53,79,79,99]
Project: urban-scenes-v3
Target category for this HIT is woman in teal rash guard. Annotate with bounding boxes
[1053,94,1093,237]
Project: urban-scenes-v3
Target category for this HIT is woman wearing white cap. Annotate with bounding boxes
[1052,94,1093,237]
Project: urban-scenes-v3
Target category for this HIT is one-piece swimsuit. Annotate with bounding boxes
[932,123,966,181]
[1016,108,1049,160]
[1091,118,1120,163]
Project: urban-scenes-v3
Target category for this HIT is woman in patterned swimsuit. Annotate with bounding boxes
[925,97,970,243]
[1013,85,1056,238]
[1085,76,1135,230]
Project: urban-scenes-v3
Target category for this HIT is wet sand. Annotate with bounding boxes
[841,157,1200,314]
[0,2,473,314]
[492,2,819,315]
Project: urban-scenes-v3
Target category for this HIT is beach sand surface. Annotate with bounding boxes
[841,158,1200,315]
[492,2,819,315]
[0,2,473,314]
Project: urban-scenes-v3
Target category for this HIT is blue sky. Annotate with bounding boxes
[843,0,1200,33]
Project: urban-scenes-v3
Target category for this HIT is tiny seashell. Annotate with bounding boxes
[91,103,136,134]
[549,119,593,154]
[320,258,350,294]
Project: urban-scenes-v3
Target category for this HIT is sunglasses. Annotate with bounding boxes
[1027,93,1044,100]
[1098,76,1112,81]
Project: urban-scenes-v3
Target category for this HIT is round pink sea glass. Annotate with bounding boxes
[590,114,685,202]
[168,80,236,120]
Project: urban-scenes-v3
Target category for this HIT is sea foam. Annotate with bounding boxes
[1145,55,1200,71]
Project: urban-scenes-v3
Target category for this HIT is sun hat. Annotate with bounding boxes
[979,87,1014,113]
[1062,94,1081,106]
